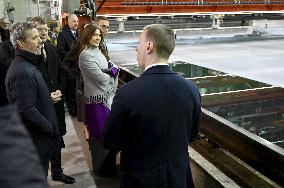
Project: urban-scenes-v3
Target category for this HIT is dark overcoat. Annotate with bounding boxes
[0,41,14,106]
[104,65,202,188]
[57,25,78,62]
[40,41,66,136]
[0,43,10,106]
[0,105,49,188]
[5,49,61,164]
[0,27,10,42]
[57,25,78,115]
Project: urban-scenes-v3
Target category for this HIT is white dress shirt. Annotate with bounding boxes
[144,63,169,71]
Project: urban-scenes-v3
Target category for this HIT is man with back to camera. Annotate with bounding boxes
[57,14,79,116]
[103,24,202,188]
[29,16,75,184]
[5,22,61,176]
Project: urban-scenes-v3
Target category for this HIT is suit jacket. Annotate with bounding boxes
[0,105,49,188]
[5,49,60,164]
[41,41,64,93]
[104,65,201,188]
[57,25,78,62]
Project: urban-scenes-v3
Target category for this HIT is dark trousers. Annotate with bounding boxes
[65,78,77,116]
[50,136,65,175]
[76,74,85,122]
[50,149,63,175]
[54,100,67,137]
[42,161,49,177]
[89,137,118,177]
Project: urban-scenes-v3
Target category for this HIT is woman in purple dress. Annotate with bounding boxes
[78,24,119,176]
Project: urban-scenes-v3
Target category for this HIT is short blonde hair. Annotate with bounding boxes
[143,24,175,60]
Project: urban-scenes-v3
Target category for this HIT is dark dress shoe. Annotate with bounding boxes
[51,173,75,184]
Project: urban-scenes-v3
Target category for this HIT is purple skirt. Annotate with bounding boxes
[85,103,110,138]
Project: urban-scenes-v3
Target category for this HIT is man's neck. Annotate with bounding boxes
[144,56,167,69]
[144,62,168,71]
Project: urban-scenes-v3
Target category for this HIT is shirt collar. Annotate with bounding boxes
[144,63,169,71]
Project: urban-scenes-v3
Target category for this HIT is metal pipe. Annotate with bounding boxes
[37,0,40,16]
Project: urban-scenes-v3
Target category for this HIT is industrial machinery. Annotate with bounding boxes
[95,0,284,15]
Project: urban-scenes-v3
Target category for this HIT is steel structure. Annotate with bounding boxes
[96,0,284,15]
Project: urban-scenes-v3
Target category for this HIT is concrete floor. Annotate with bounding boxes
[49,37,284,187]
[48,115,119,188]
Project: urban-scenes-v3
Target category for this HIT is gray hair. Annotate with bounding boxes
[143,24,175,60]
[10,22,35,48]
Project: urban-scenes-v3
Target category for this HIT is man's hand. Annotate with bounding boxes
[51,90,62,103]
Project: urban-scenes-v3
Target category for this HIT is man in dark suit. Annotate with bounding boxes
[0,42,11,106]
[0,105,49,188]
[0,18,10,43]
[5,22,61,176]
[95,16,110,61]
[57,14,79,116]
[0,18,14,107]
[30,16,75,184]
[103,24,201,188]
[57,14,78,62]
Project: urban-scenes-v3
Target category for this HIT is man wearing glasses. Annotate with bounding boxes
[95,16,110,61]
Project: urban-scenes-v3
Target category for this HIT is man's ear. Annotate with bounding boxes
[146,42,154,54]
[16,40,24,48]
